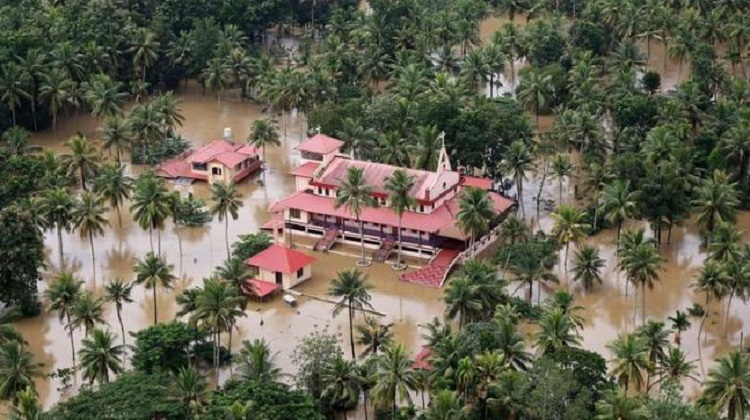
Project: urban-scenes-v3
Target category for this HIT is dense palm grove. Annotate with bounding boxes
[2,0,750,418]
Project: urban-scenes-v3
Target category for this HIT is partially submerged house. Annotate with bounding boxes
[156,129,261,185]
[245,244,316,289]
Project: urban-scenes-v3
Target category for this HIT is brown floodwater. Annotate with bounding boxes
[15,17,746,414]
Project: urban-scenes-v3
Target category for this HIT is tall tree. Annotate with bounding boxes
[550,154,573,205]
[517,69,552,123]
[334,167,378,267]
[103,278,134,348]
[36,188,75,267]
[247,118,280,183]
[94,164,133,228]
[329,269,373,360]
[0,63,30,127]
[44,272,82,367]
[63,134,100,190]
[129,28,160,83]
[500,140,534,217]
[371,344,417,418]
[618,229,664,324]
[130,173,171,253]
[209,182,243,259]
[607,333,649,396]
[133,252,176,325]
[692,170,740,238]
[600,180,638,240]
[571,245,605,292]
[457,188,496,255]
[384,170,415,271]
[700,351,750,420]
[73,191,109,275]
[0,341,42,402]
[236,338,281,382]
[69,291,105,337]
[356,317,394,358]
[78,328,125,385]
[551,204,589,272]
[101,118,131,165]
[39,68,74,130]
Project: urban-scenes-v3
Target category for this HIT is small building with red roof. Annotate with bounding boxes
[156,129,261,185]
[245,244,316,289]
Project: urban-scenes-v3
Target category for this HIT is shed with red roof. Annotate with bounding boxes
[245,244,316,289]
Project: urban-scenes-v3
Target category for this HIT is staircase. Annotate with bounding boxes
[314,229,338,252]
[373,240,395,263]
[400,249,461,288]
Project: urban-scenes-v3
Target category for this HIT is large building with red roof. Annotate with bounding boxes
[268,133,515,261]
[156,130,262,185]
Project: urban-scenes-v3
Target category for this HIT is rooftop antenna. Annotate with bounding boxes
[315,126,322,134]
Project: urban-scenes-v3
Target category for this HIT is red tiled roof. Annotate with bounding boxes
[291,162,320,178]
[246,244,316,273]
[463,176,493,190]
[156,160,208,180]
[315,157,461,201]
[296,134,345,155]
[186,139,258,165]
[242,279,280,298]
[412,346,433,370]
[261,214,284,231]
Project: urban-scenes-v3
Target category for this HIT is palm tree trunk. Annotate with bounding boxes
[89,232,96,281]
[116,205,122,229]
[11,108,16,127]
[699,295,709,344]
[80,166,87,190]
[215,329,221,385]
[363,392,369,420]
[517,176,524,217]
[724,290,734,338]
[642,283,647,325]
[358,218,366,265]
[152,287,158,325]
[58,224,65,268]
[564,242,570,273]
[117,308,126,347]
[348,304,356,359]
[68,313,76,368]
[225,217,230,259]
[31,99,37,131]
[558,179,563,204]
[396,216,403,269]
[228,324,234,376]
[158,229,162,256]
[593,191,600,231]
[149,225,154,252]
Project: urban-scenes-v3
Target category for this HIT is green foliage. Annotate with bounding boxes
[292,329,343,400]
[231,232,272,261]
[175,193,212,227]
[131,321,210,374]
[131,134,190,165]
[0,206,43,316]
[42,372,187,420]
[199,379,324,420]
[0,151,46,209]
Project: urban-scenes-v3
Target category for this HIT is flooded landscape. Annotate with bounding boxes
[5,10,743,414]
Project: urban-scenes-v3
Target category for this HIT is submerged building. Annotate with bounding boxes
[268,133,515,266]
[156,128,262,185]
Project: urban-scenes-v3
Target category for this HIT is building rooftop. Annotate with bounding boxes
[462,176,493,190]
[290,161,321,178]
[246,244,316,274]
[186,139,259,165]
[242,278,280,298]
[295,134,345,155]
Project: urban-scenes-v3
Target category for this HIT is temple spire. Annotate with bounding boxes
[436,131,451,173]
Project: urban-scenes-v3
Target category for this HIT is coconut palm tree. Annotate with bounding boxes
[44,272,82,367]
[103,278,133,348]
[571,245,605,292]
[457,188,496,256]
[170,366,208,416]
[708,222,742,263]
[507,247,558,305]
[356,317,393,358]
[495,319,531,371]
[636,320,669,390]
[0,341,42,402]
[94,163,133,228]
[443,276,483,330]
[329,269,373,359]
[1,127,40,156]
[606,333,649,396]
[0,63,31,127]
[692,260,729,342]
[551,204,589,272]
[62,134,100,190]
[8,386,42,419]
[550,154,572,205]
[69,291,105,338]
[84,75,127,121]
[129,28,160,83]
[73,191,109,274]
[516,69,552,123]
[534,307,581,355]
[39,68,74,130]
[499,140,534,216]
[191,277,244,383]
[692,170,740,238]
[321,356,362,417]
[202,58,229,105]
[700,351,750,420]
[235,338,281,382]
[36,187,75,266]
[247,118,280,183]
[600,180,638,241]
[619,234,664,325]
[78,328,125,385]
[209,182,243,259]
[130,173,171,253]
[426,390,467,420]
[500,215,530,246]
[334,167,378,267]
[721,258,750,338]
[133,252,175,325]
[594,389,648,420]
[667,310,691,346]
[384,170,415,270]
[101,118,130,165]
[654,347,698,388]
[371,344,417,418]
[215,257,252,290]
[16,48,46,131]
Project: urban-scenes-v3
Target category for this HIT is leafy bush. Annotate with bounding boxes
[131,135,190,165]
[199,379,323,420]
[231,232,272,261]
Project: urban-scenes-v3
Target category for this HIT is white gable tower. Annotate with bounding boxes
[436,131,451,174]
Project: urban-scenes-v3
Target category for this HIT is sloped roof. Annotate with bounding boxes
[290,162,321,178]
[242,279,280,298]
[314,156,459,201]
[295,134,345,155]
[463,176,493,190]
[246,244,316,273]
[186,139,258,165]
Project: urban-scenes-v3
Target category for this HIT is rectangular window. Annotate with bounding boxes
[297,268,304,279]
[192,163,208,171]
[290,209,301,219]
[419,205,424,212]
[211,167,222,176]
